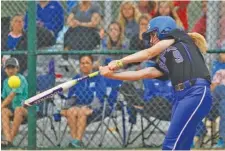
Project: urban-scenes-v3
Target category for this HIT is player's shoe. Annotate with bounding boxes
[213,138,225,148]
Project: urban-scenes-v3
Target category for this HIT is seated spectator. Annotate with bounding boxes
[212,54,225,77]
[64,1,102,50]
[102,21,129,51]
[24,1,60,49]
[217,2,225,49]
[25,1,64,38]
[1,14,27,74]
[137,0,158,17]
[94,21,130,68]
[191,1,207,37]
[59,55,108,148]
[211,53,225,148]
[1,58,28,147]
[2,14,24,51]
[217,16,225,48]
[129,14,151,50]
[117,1,141,39]
[173,1,190,31]
[154,1,184,29]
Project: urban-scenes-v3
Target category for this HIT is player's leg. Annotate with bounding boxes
[61,107,79,139]
[11,107,27,140]
[162,86,212,150]
[1,108,13,143]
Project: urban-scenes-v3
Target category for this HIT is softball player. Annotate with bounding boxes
[99,16,212,150]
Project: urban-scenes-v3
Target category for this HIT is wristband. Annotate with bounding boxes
[116,60,124,68]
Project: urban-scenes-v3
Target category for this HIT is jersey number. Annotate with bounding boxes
[173,50,184,63]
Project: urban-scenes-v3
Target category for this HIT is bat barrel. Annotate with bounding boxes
[24,80,77,106]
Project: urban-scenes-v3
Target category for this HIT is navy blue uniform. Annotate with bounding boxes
[155,29,212,150]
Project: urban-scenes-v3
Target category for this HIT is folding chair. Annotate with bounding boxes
[83,78,125,148]
[53,77,124,148]
[120,80,173,147]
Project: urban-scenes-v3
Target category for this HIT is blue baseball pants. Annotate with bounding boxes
[162,79,212,150]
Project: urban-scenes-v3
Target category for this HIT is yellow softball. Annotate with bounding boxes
[8,75,21,89]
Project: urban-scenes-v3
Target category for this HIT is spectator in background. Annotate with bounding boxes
[117,1,142,40]
[217,16,225,48]
[2,14,24,51]
[64,1,101,50]
[102,21,129,51]
[192,1,207,37]
[94,21,129,68]
[1,58,28,147]
[137,0,158,18]
[217,1,225,49]
[174,1,190,31]
[129,14,151,50]
[24,1,64,38]
[1,14,27,74]
[211,53,225,148]
[154,1,184,29]
[59,55,107,148]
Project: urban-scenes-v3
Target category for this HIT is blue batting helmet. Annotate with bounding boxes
[142,16,177,41]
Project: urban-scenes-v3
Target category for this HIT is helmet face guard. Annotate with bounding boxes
[142,29,158,47]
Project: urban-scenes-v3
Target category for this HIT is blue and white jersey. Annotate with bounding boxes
[67,74,106,106]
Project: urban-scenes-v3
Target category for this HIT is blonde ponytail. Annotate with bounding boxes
[188,32,207,53]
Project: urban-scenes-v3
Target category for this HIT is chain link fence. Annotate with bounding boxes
[1,1,225,150]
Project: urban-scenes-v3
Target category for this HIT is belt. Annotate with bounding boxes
[174,78,210,91]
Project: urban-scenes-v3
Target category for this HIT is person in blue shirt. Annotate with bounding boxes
[211,53,225,148]
[3,14,24,51]
[60,55,107,148]
[211,54,225,77]
[25,1,64,37]
[1,14,28,74]
[64,1,102,50]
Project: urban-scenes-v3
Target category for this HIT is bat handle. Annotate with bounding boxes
[88,71,99,78]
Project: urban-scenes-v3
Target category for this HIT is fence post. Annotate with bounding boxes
[27,1,37,149]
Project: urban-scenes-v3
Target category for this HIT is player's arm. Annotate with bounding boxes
[99,66,164,81]
[122,39,175,64]
[1,92,16,108]
[108,39,175,70]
